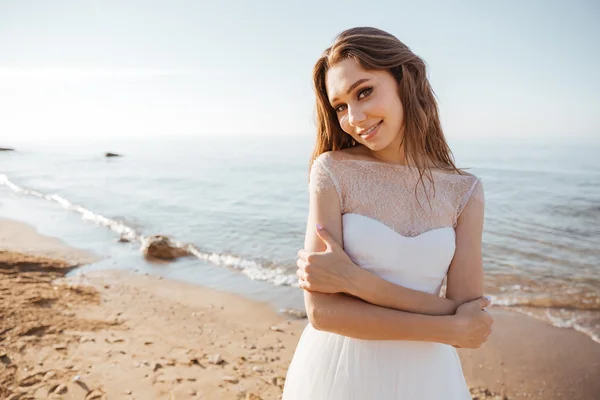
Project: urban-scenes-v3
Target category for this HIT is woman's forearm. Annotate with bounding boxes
[344,267,458,316]
[305,291,459,344]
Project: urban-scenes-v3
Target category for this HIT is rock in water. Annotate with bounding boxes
[105,152,121,157]
[141,235,191,261]
[117,235,132,243]
[0,147,15,151]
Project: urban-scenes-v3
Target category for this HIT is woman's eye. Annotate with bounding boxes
[358,88,372,99]
[333,88,371,113]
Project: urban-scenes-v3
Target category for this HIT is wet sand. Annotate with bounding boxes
[1,217,599,399]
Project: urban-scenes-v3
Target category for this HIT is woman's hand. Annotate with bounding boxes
[451,297,493,349]
[296,225,359,294]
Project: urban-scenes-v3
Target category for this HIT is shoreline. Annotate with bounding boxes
[2,173,599,347]
[1,217,599,399]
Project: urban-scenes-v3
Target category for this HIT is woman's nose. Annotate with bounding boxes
[347,105,366,127]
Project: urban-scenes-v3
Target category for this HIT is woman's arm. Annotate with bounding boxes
[300,226,458,315]
[445,182,486,305]
[303,180,491,346]
[307,291,460,343]
[346,267,457,315]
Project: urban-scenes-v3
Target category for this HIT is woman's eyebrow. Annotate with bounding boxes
[331,78,371,103]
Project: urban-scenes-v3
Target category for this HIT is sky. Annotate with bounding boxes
[0,0,598,145]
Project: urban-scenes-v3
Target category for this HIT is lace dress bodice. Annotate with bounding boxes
[309,151,484,238]
[284,151,482,399]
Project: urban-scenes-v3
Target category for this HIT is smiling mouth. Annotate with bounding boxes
[359,121,382,138]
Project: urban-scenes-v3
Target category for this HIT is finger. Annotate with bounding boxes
[297,249,310,260]
[298,278,308,290]
[299,279,311,291]
[315,225,339,250]
[478,296,492,309]
[296,268,308,282]
[484,313,494,325]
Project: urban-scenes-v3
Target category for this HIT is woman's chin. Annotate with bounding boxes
[362,136,390,151]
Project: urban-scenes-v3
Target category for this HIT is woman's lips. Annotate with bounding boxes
[360,121,382,141]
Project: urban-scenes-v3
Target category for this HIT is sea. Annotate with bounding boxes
[1,134,599,344]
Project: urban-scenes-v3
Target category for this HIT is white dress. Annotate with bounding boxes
[283,151,484,400]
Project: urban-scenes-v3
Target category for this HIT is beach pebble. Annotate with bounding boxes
[245,393,263,400]
[104,336,124,344]
[0,353,11,365]
[53,383,68,394]
[270,325,284,332]
[43,371,56,381]
[19,371,44,386]
[252,366,264,373]
[280,308,307,319]
[272,376,285,388]
[86,388,106,399]
[189,357,202,366]
[208,354,225,365]
[222,375,239,384]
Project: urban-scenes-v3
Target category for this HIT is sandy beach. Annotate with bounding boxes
[1,217,599,399]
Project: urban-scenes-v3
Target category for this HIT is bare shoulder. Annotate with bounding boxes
[331,145,376,161]
[314,146,366,165]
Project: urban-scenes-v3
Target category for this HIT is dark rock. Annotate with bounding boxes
[105,152,122,157]
[0,147,15,151]
[141,235,191,261]
[117,235,132,243]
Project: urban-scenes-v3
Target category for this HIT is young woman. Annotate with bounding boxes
[282,27,493,399]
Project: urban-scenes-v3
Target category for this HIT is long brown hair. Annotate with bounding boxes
[310,27,460,191]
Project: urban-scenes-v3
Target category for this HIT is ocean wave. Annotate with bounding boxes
[490,293,600,311]
[509,307,600,345]
[187,246,296,286]
[0,173,297,287]
[0,173,138,240]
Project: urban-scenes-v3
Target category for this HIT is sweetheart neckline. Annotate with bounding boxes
[343,213,456,240]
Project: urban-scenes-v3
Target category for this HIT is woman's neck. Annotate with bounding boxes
[356,142,408,166]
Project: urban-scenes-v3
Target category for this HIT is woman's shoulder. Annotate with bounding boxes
[315,147,364,163]
[433,165,478,180]
[316,146,404,169]
[434,168,482,198]
[435,168,484,207]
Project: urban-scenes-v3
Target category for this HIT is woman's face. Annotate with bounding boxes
[325,58,404,152]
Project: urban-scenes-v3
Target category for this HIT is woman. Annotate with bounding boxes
[282,27,493,399]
